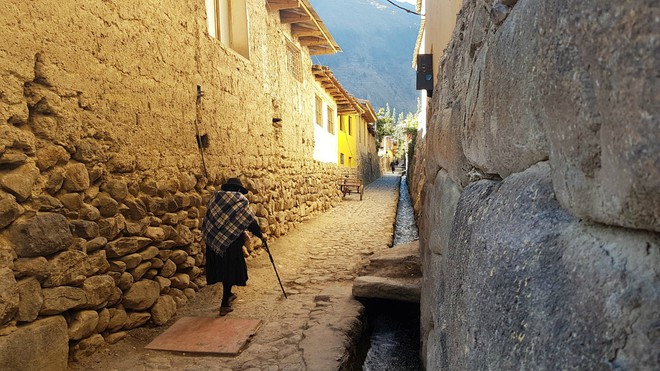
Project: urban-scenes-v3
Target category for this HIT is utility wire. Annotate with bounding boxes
[383,0,423,16]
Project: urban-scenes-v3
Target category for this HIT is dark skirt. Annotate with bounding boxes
[205,234,248,286]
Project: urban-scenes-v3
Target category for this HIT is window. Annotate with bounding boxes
[326,107,335,134]
[348,116,353,135]
[286,41,302,82]
[339,116,345,132]
[205,0,250,59]
[315,95,323,127]
[340,153,345,165]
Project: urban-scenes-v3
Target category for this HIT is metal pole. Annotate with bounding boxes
[262,239,287,299]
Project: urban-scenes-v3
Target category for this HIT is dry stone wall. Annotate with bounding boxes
[0,0,344,365]
[411,0,659,369]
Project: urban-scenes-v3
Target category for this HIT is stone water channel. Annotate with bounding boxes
[357,174,422,370]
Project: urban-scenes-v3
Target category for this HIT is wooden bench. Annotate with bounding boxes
[338,176,364,200]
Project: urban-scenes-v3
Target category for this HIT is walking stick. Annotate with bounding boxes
[262,239,288,299]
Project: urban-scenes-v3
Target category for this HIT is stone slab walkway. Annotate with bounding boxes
[70,173,400,371]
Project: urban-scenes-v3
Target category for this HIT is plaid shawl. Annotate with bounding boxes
[201,191,255,256]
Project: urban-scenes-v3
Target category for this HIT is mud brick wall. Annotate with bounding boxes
[0,0,344,365]
[410,0,659,370]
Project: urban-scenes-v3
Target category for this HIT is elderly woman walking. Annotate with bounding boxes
[201,177,264,316]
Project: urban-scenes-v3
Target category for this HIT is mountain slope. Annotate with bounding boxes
[310,0,420,114]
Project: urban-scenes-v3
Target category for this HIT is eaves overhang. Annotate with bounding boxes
[266,0,341,55]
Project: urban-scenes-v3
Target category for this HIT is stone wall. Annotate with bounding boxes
[0,0,344,365]
[411,0,659,369]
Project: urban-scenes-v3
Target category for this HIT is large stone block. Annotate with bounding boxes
[15,277,43,322]
[461,0,548,177]
[0,316,68,371]
[9,213,73,257]
[536,0,659,232]
[40,286,87,315]
[423,169,461,255]
[425,162,660,370]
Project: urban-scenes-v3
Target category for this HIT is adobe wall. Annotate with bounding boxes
[0,0,344,364]
[410,0,659,369]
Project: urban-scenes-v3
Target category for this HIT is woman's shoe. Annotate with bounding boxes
[219,306,233,316]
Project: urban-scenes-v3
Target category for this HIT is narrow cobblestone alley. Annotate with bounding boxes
[71,173,401,371]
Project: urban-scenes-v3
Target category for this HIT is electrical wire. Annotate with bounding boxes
[382,0,423,16]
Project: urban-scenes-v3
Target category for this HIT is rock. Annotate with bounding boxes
[58,192,83,210]
[67,310,99,340]
[45,169,64,194]
[0,242,16,270]
[169,250,188,265]
[40,286,87,315]
[422,162,660,370]
[69,334,105,362]
[161,212,179,225]
[101,179,129,201]
[98,215,123,239]
[0,316,68,371]
[73,138,106,163]
[0,163,39,202]
[12,257,49,280]
[155,276,171,294]
[105,237,151,258]
[118,253,143,269]
[138,246,160,261]
[0,193,23,228]
[424,169,462,255]
[170,273,190,290]
[33,194,63,211]
[122,311,151,330]
[36,144,69,171]
[168,288,188,307]
[15,277,42,322]
[63,163,90,192]
[96,308,110,333]
[109,259,127,273]
[117,272,134,291]
[175,225,194,246]
[122,196,147,220]
[107,152,136,173]
[149,258,164,269]
[43,250,89,287]
[70,220,100,239]
[84,236,107,252]
[160,259,177,278]
[92,192,119,218]
[353,276,421,303]
[122,280,160,311]
[145,226,165,241]
[104,331,128,344]
[150,295,177,325]
[143,268,158,280]
[129,261,152,281]
[80,203,101,221]
[82,275,116,309]
[106,306,127,332]
[86,250,110,276]
[0,268,19,325]
[124,218,148,235]
[183,288,195,300]
[9,213,73,257]
[0,150,28,167]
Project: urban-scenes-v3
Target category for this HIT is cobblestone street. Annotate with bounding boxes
[71,173,401,371]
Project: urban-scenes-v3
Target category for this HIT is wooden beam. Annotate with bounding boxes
[298,37,327,47]
[291,26,323,38]
[279,12,311,24]
[267,0,300,11]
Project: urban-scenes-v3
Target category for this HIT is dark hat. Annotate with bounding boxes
[221,178,248,194]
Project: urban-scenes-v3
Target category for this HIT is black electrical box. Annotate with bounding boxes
[416,54,434,97]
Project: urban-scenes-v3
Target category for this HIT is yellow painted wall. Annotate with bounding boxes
[337,114,357,168]
[422,0,463,86]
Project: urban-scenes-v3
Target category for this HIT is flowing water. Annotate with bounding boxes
[358,174,422,371]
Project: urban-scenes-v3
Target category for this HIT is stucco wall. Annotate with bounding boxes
[0,0,346,364]
[411,0,659,369]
